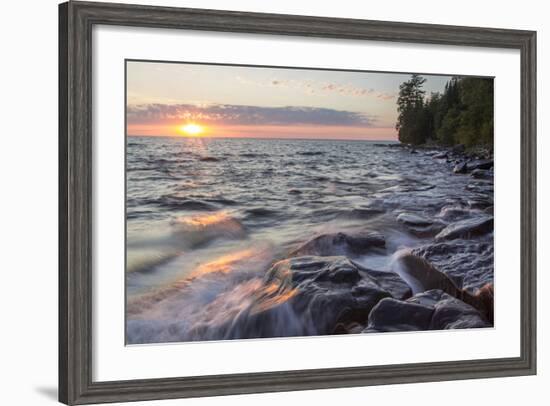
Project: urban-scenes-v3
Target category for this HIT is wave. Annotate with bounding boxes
[171,211,246,247]
[239,152,268,158]
[154,196,219,211]
[297,151,325,156]
[126,245,280,343]
[127,249,181,274]
[199,156,221,162]
[244,207,279,218]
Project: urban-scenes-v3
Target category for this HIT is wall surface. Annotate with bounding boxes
[0,0,546,405]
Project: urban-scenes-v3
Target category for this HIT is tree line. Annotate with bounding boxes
[396,74,493,147]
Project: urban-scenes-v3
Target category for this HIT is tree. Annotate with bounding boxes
[395,75,494,147]
[396,74,427,145]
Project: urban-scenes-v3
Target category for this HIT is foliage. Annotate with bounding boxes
[395,75,493,147]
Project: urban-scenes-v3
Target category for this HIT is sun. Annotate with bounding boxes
[179,123,204,136]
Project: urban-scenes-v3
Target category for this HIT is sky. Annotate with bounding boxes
[126,60,454,141]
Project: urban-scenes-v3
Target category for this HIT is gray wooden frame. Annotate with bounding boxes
[59,1,537,404]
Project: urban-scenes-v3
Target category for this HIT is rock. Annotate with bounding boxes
[470,169,492,179]
[433,152,448,159]
[406,289,447,307]
[290,231,385,257]
[397,212,432,227]
[435,216,494,241]
[453,162,468,174]
[364,289,491,333]
[392,250,463,297]
[359,268,412,300]
[468,159,493,171]
[238,256,406,338]
[438,205,471,221]
[365,297,434,332]
[397,212,445,237]
[430,294,491,329]
[411,239,494,293]
[452,144,466,154]
[410,149,418,154]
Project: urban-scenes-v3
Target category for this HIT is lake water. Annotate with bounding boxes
[126,136,494,344]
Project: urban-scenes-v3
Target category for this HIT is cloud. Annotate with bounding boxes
[127,103,377,127]
[235,76,396,101]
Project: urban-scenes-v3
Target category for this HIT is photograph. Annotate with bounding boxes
[125,60,495,345]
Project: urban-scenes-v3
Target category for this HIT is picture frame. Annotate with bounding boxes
[59,1,537,404]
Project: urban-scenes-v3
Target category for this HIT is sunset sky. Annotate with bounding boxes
[126,61,453,141]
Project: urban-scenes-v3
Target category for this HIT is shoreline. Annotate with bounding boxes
[126,139,494,343]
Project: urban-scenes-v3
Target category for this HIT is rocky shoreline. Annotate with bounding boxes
[127,140,495,343]
[200,143,495,338]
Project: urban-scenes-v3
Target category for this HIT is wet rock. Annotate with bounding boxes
[435,216,493,241]
[397,212,432,227]
[290,231,385,257]
[438,205,471,221]
[470,169,493,179]
[359,268,412,300]
[406,289,447,307]
[468,159,493,171]
[365,297,434,332]
[364,289,491,333]
[430,295,491,329]
[393,251,463,297]
[453,162,468,174]
[253,256,409,335]
[397,212,445,237]
[411,239,494,293]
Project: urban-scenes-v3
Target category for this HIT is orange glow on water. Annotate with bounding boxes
[191,248,258,278]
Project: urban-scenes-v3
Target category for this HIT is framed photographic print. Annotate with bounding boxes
[59,1,536,404]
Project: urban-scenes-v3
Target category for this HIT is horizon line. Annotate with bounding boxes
[126,134,400,142]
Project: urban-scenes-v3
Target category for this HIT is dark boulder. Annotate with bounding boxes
[365,297,434,332]
[251,256,409,336]
[468,159,493,171]
[364,289,491,333]
[430,294,491,329]
[411,239,494,293]
[358,268,412,300]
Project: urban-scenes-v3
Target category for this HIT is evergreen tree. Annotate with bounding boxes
[395,75,493,147]
[396,74,428,145]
